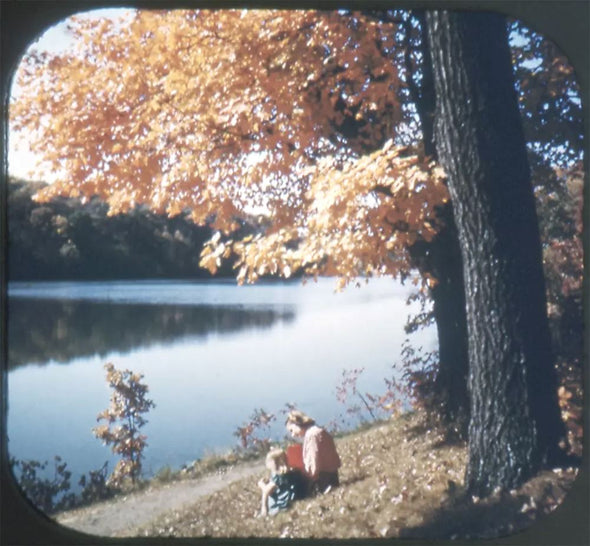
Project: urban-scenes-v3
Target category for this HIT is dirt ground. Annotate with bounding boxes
[53,459,265,537]
[50,412,582,541]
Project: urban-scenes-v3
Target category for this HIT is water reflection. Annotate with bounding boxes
[7,279,438,490]
[7,299,295,369]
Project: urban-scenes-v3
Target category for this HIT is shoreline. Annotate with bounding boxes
[54,458,267,537]
[46,410,580,540]
[50,416,396,535]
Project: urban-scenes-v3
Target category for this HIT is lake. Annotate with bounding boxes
[6,278,436,483]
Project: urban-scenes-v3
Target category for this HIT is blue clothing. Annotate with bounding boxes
[267,470,307,515]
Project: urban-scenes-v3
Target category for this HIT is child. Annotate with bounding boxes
[258,448,307,516]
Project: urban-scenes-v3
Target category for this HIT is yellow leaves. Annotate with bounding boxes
[293,143,448,281]
[164,200,183,218]
[558,385,573,401]
[424,274,438,289]
[335,277,348,292]
[16,9,402,207]
[200,232,235,275]
[10,9,451,293]
[200,249,219,276]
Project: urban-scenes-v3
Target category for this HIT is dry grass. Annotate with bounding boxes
[151,448,261,485]
[128,410,578,540]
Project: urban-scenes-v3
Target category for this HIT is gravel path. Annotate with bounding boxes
[54,460,265,537]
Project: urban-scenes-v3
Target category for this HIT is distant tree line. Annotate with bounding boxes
[8,299,294,369]
[7,178,232,281]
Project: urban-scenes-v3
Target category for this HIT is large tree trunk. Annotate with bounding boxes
[408,12,470,435]
[425,10,566,496]
[425,206,469,431]
[408,205,469,436]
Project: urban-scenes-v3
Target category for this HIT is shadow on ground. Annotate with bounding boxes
[400,467,578,540]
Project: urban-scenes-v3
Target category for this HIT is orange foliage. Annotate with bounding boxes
[93,363,155,486]
[202,141,448,287]
[11,9,448,285]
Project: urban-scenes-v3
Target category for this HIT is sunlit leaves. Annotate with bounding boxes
[201,142,448,288]
[11,9,450,289]
[11,10,400,218]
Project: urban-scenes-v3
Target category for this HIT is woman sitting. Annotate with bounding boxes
[285,410,341,494]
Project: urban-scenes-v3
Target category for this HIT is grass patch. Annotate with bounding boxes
[164,447,265,483]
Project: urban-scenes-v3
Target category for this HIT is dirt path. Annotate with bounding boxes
[54,460,265,537]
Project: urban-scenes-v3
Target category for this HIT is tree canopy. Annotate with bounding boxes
[509,19,583,168]
[10,9,448,289]
[7,179,220,280]
[7,5,586,503]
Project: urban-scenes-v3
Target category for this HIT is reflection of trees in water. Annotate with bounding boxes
[7,299,295,369]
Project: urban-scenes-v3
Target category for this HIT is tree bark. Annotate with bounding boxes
[408,11,470,435]
[423,206,470,431]
[425,10,566,496]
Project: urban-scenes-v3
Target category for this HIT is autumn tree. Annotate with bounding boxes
[10,9,449,293]
[370,9,585,441]
[93,362,155,486]
[8,8,470,432]
[378,9,585,440]
[8,7,579,496]
[425,10,568,496]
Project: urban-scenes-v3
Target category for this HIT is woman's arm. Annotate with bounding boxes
[303,428,320,479]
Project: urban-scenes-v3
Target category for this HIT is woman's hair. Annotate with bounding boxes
[285,410,315,429]
[266,448,288,474]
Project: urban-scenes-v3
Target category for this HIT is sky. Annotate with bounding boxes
[7,8,133,182]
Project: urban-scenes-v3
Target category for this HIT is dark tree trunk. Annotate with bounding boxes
[407,11,470,435]
[425,11,566,496]
[420,206,469,427]
[408,208,470,436]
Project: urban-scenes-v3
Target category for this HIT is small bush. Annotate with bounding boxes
[10,456,115,514]
[93,362,155,487]
[10,456,77,514]
[154,465,179,483]
[78,461,115,504]
[233,408,276,454]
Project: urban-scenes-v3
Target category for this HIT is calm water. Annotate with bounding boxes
[6,278,436,482]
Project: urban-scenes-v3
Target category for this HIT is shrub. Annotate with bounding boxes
[10,456,78,514]
[233,408,276,453]
[93,362,155,487]
[78,461,115,504]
